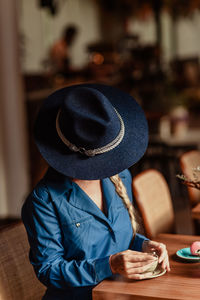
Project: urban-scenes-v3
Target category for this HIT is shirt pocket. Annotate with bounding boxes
[61,215,94,256]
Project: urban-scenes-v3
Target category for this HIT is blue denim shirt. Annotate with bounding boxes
[22,168,148,300]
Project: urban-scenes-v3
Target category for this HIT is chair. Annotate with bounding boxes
[132,169,175,239]
[179,150,200,206]
[0,221,46,300]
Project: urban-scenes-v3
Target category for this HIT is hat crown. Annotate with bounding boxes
[34,83,148,180]
[58,87,121,149]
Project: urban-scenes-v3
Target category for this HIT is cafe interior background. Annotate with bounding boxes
[1,0,200,234]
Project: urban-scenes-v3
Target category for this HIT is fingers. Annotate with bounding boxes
[156,242,166,263]
[116,259,158,279]
[142,240,171,272]
[124,250,158,263]
[125,271,154,280]
[154,243,170,271]
[117,259,158,275]
[110,246,171,281]
[112,260,158,278]
[161,253,170,272]
[126,260,158,275]
[126,259,157,269]
[110,250,157,276]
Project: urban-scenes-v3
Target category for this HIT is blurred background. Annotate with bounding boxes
[1,0,200,228]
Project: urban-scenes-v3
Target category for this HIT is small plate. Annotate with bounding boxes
[176,247,200,261]
[144,266,166,279]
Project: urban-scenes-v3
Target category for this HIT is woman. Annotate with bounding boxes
[50,25,78,75]
[22,84,170,300]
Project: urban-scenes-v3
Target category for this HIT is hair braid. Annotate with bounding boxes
[110,174,137,236]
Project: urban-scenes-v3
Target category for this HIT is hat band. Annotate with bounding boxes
[56,108,125,157]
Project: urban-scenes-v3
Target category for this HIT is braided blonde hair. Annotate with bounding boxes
[110,174,137,236]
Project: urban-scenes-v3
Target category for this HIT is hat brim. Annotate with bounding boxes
[34,83,148,180]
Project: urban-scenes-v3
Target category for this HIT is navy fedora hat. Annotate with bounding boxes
[34,83,148,180]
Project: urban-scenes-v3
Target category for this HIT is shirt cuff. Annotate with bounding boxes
[94,256,113,283]
[130,233,149,252]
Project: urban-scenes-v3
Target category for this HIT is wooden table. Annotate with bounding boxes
[93,234,200,300]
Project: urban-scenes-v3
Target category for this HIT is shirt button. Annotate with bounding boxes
[76,223,80,227]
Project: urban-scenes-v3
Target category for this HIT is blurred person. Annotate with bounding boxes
[22,84,170,300]
[50,24,78,75]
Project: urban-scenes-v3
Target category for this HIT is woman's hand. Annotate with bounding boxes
[109,249,158,280]
[142,240,170,272]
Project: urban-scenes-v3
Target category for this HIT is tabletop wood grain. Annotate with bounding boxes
[93,233,200,300]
